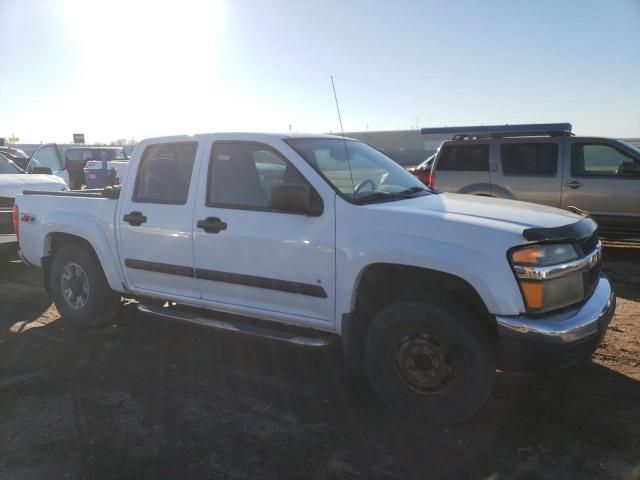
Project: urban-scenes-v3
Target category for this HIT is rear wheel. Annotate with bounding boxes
[364,298,495,423]
[50,245,121,327]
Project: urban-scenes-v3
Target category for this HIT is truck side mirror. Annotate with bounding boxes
[621,162,640,176]
[269,184,323,216]
[32,166,53,175]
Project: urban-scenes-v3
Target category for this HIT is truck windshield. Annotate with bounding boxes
[286,138,432,204]
[617,139,640,156]
[0,155,23,174]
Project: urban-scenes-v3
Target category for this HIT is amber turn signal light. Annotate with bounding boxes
[520,281,544,309]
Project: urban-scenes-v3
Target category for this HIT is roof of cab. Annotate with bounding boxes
[139,132,359,144]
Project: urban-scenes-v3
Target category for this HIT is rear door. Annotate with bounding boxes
[433,143,491,195]
[491,139,562,206]
[117,140,201,298]
[561,139,640,235]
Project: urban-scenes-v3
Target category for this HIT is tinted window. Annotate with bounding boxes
[31,145,61,171]
[133,142,197,204]
[437,145,489,171]
[208,142,307,209]
[501,143,558,175]
[571,143,636,177]
[65,149,83,162]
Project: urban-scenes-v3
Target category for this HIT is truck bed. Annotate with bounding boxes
[15,189,120,268]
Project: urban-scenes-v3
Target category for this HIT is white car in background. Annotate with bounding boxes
[0,153,67,258]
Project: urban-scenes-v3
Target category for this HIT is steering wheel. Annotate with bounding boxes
[354,178,376,195]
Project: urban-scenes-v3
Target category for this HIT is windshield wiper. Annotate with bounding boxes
[352,187,429,205]
[397,186,429,195]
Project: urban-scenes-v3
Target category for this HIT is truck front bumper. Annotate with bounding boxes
[495,275,615,372]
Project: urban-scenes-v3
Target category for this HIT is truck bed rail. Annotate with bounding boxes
[22,186,120,199]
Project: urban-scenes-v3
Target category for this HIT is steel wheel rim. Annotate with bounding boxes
[60,262,90,310]
[394,332,456,396]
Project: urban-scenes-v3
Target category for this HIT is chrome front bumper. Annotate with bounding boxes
[496,274,615,345]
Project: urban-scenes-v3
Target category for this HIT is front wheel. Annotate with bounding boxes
[50,245,121,327]
[364,298,495,423]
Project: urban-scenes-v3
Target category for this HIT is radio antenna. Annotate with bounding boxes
[330,75,355,193]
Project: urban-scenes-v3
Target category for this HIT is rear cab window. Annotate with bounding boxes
[501,143,558,176]
[133,142,198,204]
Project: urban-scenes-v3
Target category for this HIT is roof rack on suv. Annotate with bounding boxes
[421,123,573,140]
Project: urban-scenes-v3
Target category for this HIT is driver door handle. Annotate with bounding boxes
[564,181,583,189]
[123,211,147,226]
[197,217,227,234]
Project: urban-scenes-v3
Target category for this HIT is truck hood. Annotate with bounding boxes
[0,174,67,198]
[378,192,583,231]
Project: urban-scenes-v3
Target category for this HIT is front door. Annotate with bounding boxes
[117,140,201,298]
[561,140,640,235]
[193,140,335,323]
[28,144,69,186]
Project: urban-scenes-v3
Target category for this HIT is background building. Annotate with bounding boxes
[343,129,448,167]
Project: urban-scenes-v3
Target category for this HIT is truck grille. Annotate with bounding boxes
[577,233,599,257]
[578,233,601,300]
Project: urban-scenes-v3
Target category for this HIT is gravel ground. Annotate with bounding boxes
[0,243,639,480]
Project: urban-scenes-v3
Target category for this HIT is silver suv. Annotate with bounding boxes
[430,125,640,237]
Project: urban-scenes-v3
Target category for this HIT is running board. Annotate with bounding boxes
[137,304,332,348]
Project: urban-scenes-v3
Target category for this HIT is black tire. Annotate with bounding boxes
[364,298,495,423]
[49,244,121,327]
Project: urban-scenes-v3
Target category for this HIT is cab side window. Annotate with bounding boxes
[30,145,61,172]
[133,142,198,204]
[571,143,637,177]
[207,142,308,210]
[437,145,489,171]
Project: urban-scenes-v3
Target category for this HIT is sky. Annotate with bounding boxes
[0,0,639,144]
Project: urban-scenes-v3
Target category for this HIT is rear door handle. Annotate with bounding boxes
[564,181,584,189]
[123,211,147,226]
[197,217,227,234]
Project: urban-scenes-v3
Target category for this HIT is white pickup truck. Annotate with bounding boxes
[15,133,615,422]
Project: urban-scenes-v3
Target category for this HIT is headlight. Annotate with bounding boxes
[510,243,578,266]
[510,243,584,313]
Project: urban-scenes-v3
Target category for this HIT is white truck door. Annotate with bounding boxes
[192,140,335,323]
[27,144,69,187]
[117,140,201,298]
